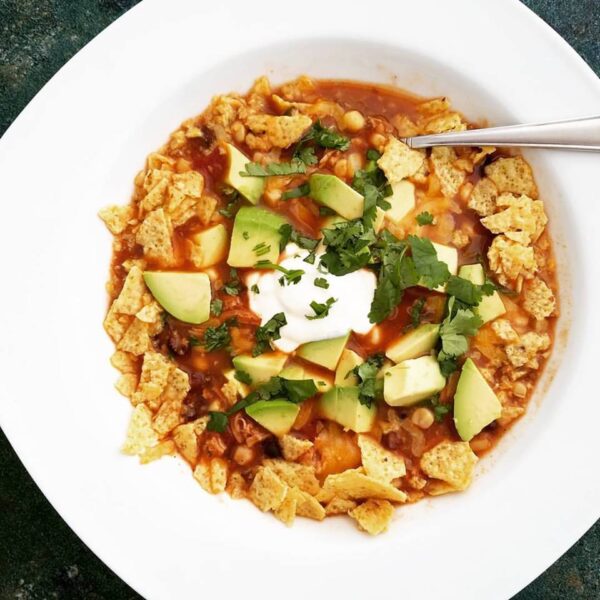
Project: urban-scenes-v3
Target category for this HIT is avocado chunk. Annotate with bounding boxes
[189,224,228,268]
[309,174,364,220]
[385,324,440,363]
[245,399,299,437]
[385,180,415,224]
[419,242,458,293]
[318,386,376,433]
[453,358,502,441]
[143,271,210,324]
[458,264,506,323]
[223,143,264,204]
[227,206,286,267]
[232,353,287,387]
[296,332,351,371]
[335,349,363,387]
[383,355,446,407]
[280,363,333,393]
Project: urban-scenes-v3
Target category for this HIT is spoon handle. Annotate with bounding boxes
[403,115,600,151]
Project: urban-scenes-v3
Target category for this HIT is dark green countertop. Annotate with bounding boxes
[0,1,598,598]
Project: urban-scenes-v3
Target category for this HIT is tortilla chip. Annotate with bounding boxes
[117,318,151,355]
[424,113,466,134]
[172,171,204,197]
[468,177,498,217]
[430,146,465,198]
[122,404,158,456]
[99,205,133,235]
[147,153,175,171]
[485,156,537,198]
[139,440,176,464]
[290,487,326,521]
[274,493,297,526]
[522,278,556,320]
[131,351,172,407]
[348,499,394,535]
[140,176,170,214]
[322,469,408,503]
[420,441,478,491]
[172,421,200,464]
[110,350,138,374]
[357,434,406,483]
[226,471,248,499]
[377,137,424,184]
[112,266,147,315]
[262,459,320,495]
[426,481,458,496]
[193,462,213,493]
[208,458,228,494]
[152,368,190,436]
[505,332,550,368]
[491,319,519,342]
[245,114,312,149]
[135,300,163,325]
[488,235,537,286]
[280,435,313,462]
[135,208,174,265]
[324,496,357,516]
[115,373,138,398]
[249,466,288,512]
[481,194,547,244]
[416,98,450,116]
[104,304,132,343]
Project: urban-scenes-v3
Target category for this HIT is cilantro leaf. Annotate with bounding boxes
[352,150,392,228]
[319,220,373,276]
[409,297,426,328]
[314,277,329,289]
[446,275,496,306]
[207,411,229,432]
[203,322,232,352]
[253,312,287,356]
[429,394,451,422]
[416,211,434,225]
[352,354,385,407]
[408,235,451,289]
[254,260,305,286]
[299,120,350,151]
[278,223,320,253]
[282,183,310,200]
[223,269,243,296]
[250,283,260,294]
[210,299,223,316]
[241,159,307,177]
[438,297,483,360]
[281,378,318,403]
[295,146,318,166]
[306,297,337,320]
[234,369,252,385]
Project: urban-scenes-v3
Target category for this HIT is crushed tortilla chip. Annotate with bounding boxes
[357,434,406,483]
[139,440,176,464]
[481,194,547,244]
[420,441,478,491]
[226,471,248,499]
[99,205,133,235]
[468,177,498,217]
[132,351,172,407]
[140,175,170,214]
[426,481,458,496]
[423,113,466,134]
[416,97,450,116]
[135,300,163,325]
[522,278,555,320]
[263,459,320,495]
[152,368,190,436]
[485,156,538,198]
[273,493,297,526]
[210,458,228,493]
[280,435,313,462]
[135,208,174,265]
[193,462,212,493]
[491,319,519,342]
[488,235,537,286]
[505,332,551,368]
[377,137,424,184]
[112,266,147,315]
[324,496,357,516]
[110,350,138,374]
[430,146,465,198]
[117,319,151,355]
[249,466,288,512]
[322,468,408,502]
[172,420,201,464]
[122,404,158,456]
[290,487,326,521]
[115,373,138,398]
[245,114,312,150]
[348,499,394,535]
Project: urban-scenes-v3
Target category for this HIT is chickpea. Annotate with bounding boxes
[370,133,387,151]
[231,121,246,144]
[513,382,528,398]
[411,407,435,429]
[233,445,255,466]
[333,159,348,179]
[342,110,365,133]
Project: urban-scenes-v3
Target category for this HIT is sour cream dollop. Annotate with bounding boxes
[246,245,376,352]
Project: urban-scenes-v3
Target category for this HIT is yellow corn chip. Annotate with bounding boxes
[274,493,297,526]
[115,373,138,398]
[349,499,394,535]
[122,404,158,456]
[117,318,151,356]
[377,137,424,184]
[262,459,320,495]
[139,440,176,464]
[324,496,357,516]
[135,208,174,265]
[322,469,408,503]
[431,146,465,198]
[110,350,138,374]
[112,266,147,315]
[420,441,478,491]
[193,462,213,493]
[249,466,288,512]
[485,156,538,198]
[172,421,200,464]
[98,205,133,235]
[280,435,313,462]
[290,487,325,521]
[210,458,228,494]
[357,434,406,483]
[226,471,248,500]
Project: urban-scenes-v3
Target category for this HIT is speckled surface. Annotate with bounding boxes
[0,1,598,598]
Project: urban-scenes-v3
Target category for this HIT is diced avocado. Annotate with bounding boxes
[232,353,287,387]
[245,399,299,437]
[318,386,376,433]
[223,369,250,398]
[190,224,228,268]
[458,264,506,324]
[309,174,364,220]
[383,355,446,407]
[385,324,440,363]
[227,206,286,267]
[296,332,351,371]
[385,180,415,224]
[453,358,502,441]
[419,242,458,293]
[223,143,264,204]
[143,271,210,324]
[335,349,363,387]
[280,363,333,393]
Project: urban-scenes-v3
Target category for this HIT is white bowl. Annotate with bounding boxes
[0,1,599,599]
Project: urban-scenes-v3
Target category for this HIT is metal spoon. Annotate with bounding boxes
[401,115,600,151]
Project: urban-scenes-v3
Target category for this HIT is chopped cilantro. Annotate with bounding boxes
[207,411,229,432]
[278,223,320,253]
[253,312,287,356]
[188,336,202,347]
[255,260,304,286]
[319,206,336,216]
[234,369,252,385]
[408,235,451,290]
[319,220,374,276]
[218,189,241,218]
[352,353,385,407]
[210,299,223,316]
[351,150,392,228]
[445,275,495,306]
[295,146,318,165]
[223,269,243,296]
[203,321,232,352]
[241,159,307,177]
[250,283,260,294]
[429,394,451,422]
[253,242,271,257]
[242,231,250,240]
[306,297,337,320]
[314,277,329,289]
[282,183,310,200]
[416,211,434,225]
[296,120,350,152]
[409,297,426,328]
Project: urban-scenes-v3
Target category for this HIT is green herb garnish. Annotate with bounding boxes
[306,297,337,320]
[210,299,223,316]
[203,321,232,352]
[352,353,385,407]
[409,297,426,328]
[314,277,329,289]
[253,312,287,356]
[234,369,252,385]
[407,235,451,290]
[416,211,434,225]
